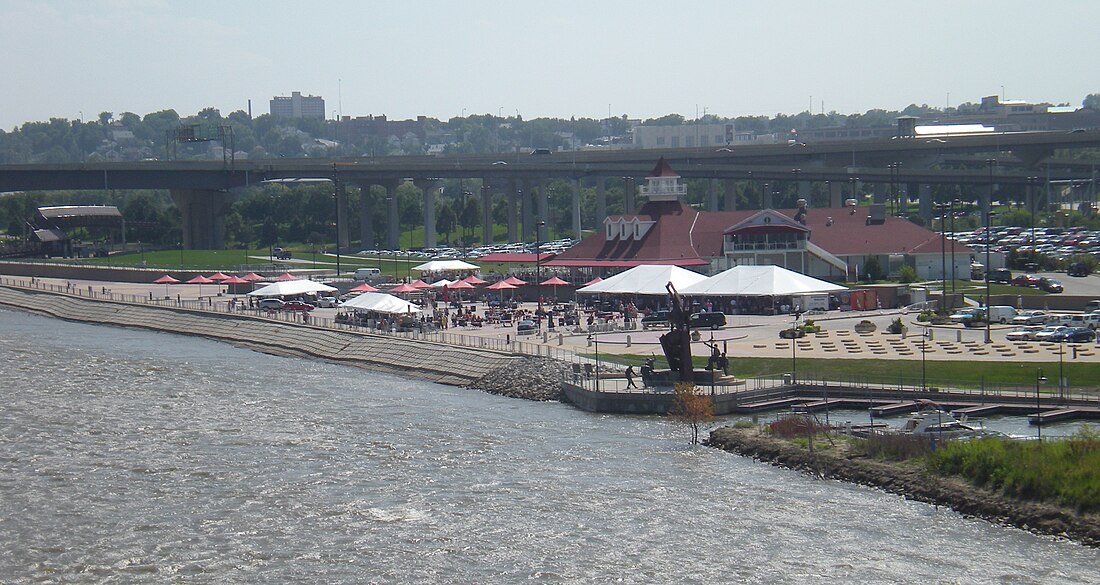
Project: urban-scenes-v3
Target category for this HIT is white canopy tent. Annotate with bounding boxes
[576,265,708,296]
[247,280,338,297]
[412,259,479,272]
[340,292,422,314]
[679,265,847,297]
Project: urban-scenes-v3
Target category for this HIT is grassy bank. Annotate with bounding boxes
[601,354,1100,392]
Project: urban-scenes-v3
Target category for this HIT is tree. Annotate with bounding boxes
[863,255,884,281]
[670,382,713,445]
[1083,94,1100,110]
[436,200,456,244]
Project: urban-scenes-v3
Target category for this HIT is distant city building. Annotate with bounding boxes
[270,91,326,119]
[633,123,735,149]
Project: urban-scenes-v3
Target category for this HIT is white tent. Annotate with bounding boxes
[412,259,479,272]
[680,265,847,297]
[576,265,708,296]
[340,292,422,314]
[247,280,337,297]
[430,278,454,288]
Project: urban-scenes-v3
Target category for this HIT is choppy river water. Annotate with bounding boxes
[0,308,1096,584]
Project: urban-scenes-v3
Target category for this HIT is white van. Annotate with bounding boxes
[986,305,1017,324]
[355,267,381,281]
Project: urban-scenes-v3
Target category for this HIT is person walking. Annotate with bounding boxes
[625,365,638,388]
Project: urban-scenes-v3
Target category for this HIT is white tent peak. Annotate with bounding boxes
[247,280,337,297]
[340,292,421,314]
[412,259,479,272]
[680,265,846,296]
[576,265,708,296]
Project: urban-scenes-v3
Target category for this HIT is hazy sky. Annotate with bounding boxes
[2,0,1097,130]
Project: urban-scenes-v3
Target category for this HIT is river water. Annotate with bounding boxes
[1,308,1096,584]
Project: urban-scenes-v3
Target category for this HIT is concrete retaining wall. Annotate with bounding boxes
[0,285,518,386]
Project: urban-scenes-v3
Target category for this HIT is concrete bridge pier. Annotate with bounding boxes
[798,180,811,205]
[708,179,719,211]
[624,177,638,212]
[507,179,519,242]
[919,184,933,223]
[387,181,401,250]
[170,189,231,250]
[724,179,737,210]
[596,177,607,221]
[333,181,349,252]
[357,183,375,249]
[571,178,582,239]
[828,181,844,208]
[520,179,534,242]
[481,180,494,245]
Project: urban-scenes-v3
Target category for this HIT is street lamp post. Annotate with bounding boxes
[791,312,800,383]
[985,159,996,344]
[333,176,342,278]
[922,326,930,391]
[536,220,546,322]
[937,201,947,297]
[1036,369,1047,441]
[950,199,958,293]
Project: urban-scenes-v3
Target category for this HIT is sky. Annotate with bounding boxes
[2,0,1098,130]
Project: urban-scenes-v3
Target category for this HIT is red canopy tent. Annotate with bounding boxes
[350,282,379,293]
[275,272,298,281]
[153,274,179,295]
[540,276,569,302]
[443,279,474,302]
[241,272,266,282]
[503,276,526,286]
[208,271,231,282]
[388,283,419,294]
[582,276,604,287]
[409,279,432,289]
[462,275,487,285]
[486,280,517,303]
[187,275,215,297]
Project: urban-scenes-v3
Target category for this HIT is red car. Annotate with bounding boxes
[281,300,315,312]
[1011,274,1039,287]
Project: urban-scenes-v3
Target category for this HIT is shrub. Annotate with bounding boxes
[887,317,907,334]
[898,265,918,284]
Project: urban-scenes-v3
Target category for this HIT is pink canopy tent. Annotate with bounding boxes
[208,271,231,282]
[153,274,179,295]
[443,279,474,302]
[275,272,298,281]
[350,282,379,293]
[388,283,420,294]
[582,276,604,287]
[486,279,517,303]
[241,272,266,282]
[187,275,215,296]
[409,279,432,289]
[462,275,487,285]
[503,276,526,286]
[540,276,569,302]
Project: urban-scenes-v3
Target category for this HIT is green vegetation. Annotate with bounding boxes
[603,354,1100,391]
[926,429,1100,512]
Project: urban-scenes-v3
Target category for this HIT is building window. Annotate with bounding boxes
[671,136,680,147]
[656,136,665,145]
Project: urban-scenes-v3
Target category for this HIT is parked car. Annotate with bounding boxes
[1011,274,1040,287]
[273,247,292,260]
[641,310,670,330]
[314,296,340,308]
[1034,325,1070,342]
[1038,277,1064,293]
[1067,262,1091,277]
[1005,325,1044,341]
[516,319,538,335]
[949,308,983,325]
[1049,327,1096,343]
[281,300,315,312]
[689,311,726,330]
[1011,310,1047,326]
[988,268,1013,283]
[257,298,284,310]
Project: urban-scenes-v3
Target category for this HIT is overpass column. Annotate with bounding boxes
[414,178,438,249]
[596,176,607,221]
[387,181,400,250]
[170,189,231,250]
[507,179,519,242]
[624,177,637,212]
[572,178,582,239]
[829,181,844,208]
[762,183,774,209]
[980,184,993,225]
[799,180,811,204]
[481,180,494,245]
[919,184,933,222]
[335,181,349,251]
[724,179,737,210]
[707,179,719,211]
[358,183,374,248]
[520,179,533,242]
[538,178,550,243]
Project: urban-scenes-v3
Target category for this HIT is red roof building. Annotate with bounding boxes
[547,160,972,281]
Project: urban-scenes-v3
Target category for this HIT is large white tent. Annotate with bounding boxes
[679,265,847,297]
[340,292,422,314]
[247,280,337,297]
[576,265,708,296]
[412,259,479,272]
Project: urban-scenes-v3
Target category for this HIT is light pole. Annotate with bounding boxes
[937,201,947,297]
[985,159,996,344]
[921,326,930,391]
[1036,369,1047,441]
[333,172,342,278]
[791,312,800,383]
[950,198,959,293]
